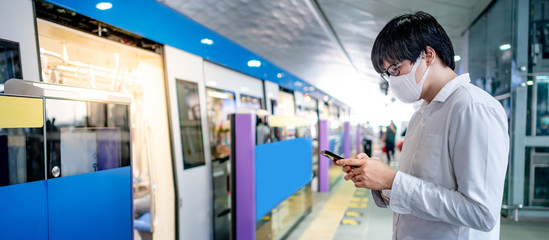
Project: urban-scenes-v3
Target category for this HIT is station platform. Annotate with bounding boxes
[284,145,549,240]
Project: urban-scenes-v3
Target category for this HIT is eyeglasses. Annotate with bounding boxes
[380,61,400,81]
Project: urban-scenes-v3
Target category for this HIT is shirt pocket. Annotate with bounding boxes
[413,133,444,180]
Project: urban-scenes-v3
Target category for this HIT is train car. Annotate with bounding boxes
[0,0,354,239]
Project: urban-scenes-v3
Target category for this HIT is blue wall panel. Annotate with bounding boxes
[47,167,132,240]
[0,181,48,240]
[255,138,313,220]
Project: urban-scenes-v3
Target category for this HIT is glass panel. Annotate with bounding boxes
[45,99,130,178]
[37,18,167,233]
[533,165,549,206]
[0,126,44,186]
[176,79,205,169]
[0,38,23,88]
[467,0,513,97]
[205,87,235,240]
[536,76,549,136]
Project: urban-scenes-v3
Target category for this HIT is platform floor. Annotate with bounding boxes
[285,143,549,240]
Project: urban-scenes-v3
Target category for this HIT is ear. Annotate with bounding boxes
[423,46,437,66]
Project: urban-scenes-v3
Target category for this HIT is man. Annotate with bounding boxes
[335,11,509,239]
[384,120,397,164]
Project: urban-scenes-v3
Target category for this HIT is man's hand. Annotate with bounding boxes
[334,153,397,190]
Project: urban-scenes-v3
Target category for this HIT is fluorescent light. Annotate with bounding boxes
[96,2,112,10]
[200,38,214,45]
[526,80,534,86]
[207,91,231,99]
[454,55,461,62]
[247,60,261,67]
[499,44,511,51]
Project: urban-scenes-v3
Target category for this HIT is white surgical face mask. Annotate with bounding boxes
[388,54,431,103]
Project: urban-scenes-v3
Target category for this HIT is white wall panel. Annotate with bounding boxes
[0,0,40,82]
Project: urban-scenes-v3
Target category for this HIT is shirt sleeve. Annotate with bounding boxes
[389,102,509,232]
[371,190,391,208]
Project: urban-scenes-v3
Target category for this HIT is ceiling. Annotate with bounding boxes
[159,0,492,115]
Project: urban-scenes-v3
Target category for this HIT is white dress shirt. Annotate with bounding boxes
[372,74,509,240]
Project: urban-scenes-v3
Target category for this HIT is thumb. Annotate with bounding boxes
[355,152,369,159]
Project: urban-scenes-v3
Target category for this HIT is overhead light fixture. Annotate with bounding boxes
[277,73,283,78]
[526,80,534,86]
[454,55,461,62]
[499,44,511,51]
[96,2,113,10]
[207,91,231,99]
[247,60,261,67]
[323,96,330,101]
[200,38,214,45]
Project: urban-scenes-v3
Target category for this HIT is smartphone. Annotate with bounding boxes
[320,150,344,161]
[320,150,359,168]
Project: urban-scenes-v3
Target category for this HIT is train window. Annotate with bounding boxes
[0,95,45,186]
[278,90,296,117]
[45,99,131,178]
[239,94,262,110]
[175,79,206,169]
[206,88,236,161]
[0,38,23,90]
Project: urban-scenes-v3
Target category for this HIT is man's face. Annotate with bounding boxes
[381,56,428,85]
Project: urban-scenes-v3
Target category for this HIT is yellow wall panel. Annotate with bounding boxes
[0,96,43,128]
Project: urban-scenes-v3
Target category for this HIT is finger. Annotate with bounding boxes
[342,165,351,173]
[344,172,354,181]
[336,158,364,167]
[355,152,368,159]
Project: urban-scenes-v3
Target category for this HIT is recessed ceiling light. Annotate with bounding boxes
[96,2,112,10]
[247,60,261,67]
[499,44,511,51]
[200,38,214,45]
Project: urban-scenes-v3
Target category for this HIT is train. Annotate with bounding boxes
[0,0,360,240]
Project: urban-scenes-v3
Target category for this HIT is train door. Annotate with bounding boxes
[203,61,264,240]
[164,46,212,240]
[34,7,174,239]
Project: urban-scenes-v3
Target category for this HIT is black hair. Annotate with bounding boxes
[371,11,455,73]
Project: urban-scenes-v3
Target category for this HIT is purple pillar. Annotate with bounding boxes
[318,120,329,193]
[356,124,361,155]
[233,114,256,240]
[344,122,350,159]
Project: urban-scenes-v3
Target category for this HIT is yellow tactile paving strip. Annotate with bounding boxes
[298,180,356,240]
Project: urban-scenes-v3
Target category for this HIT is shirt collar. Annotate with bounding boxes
[431,73,471,103]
